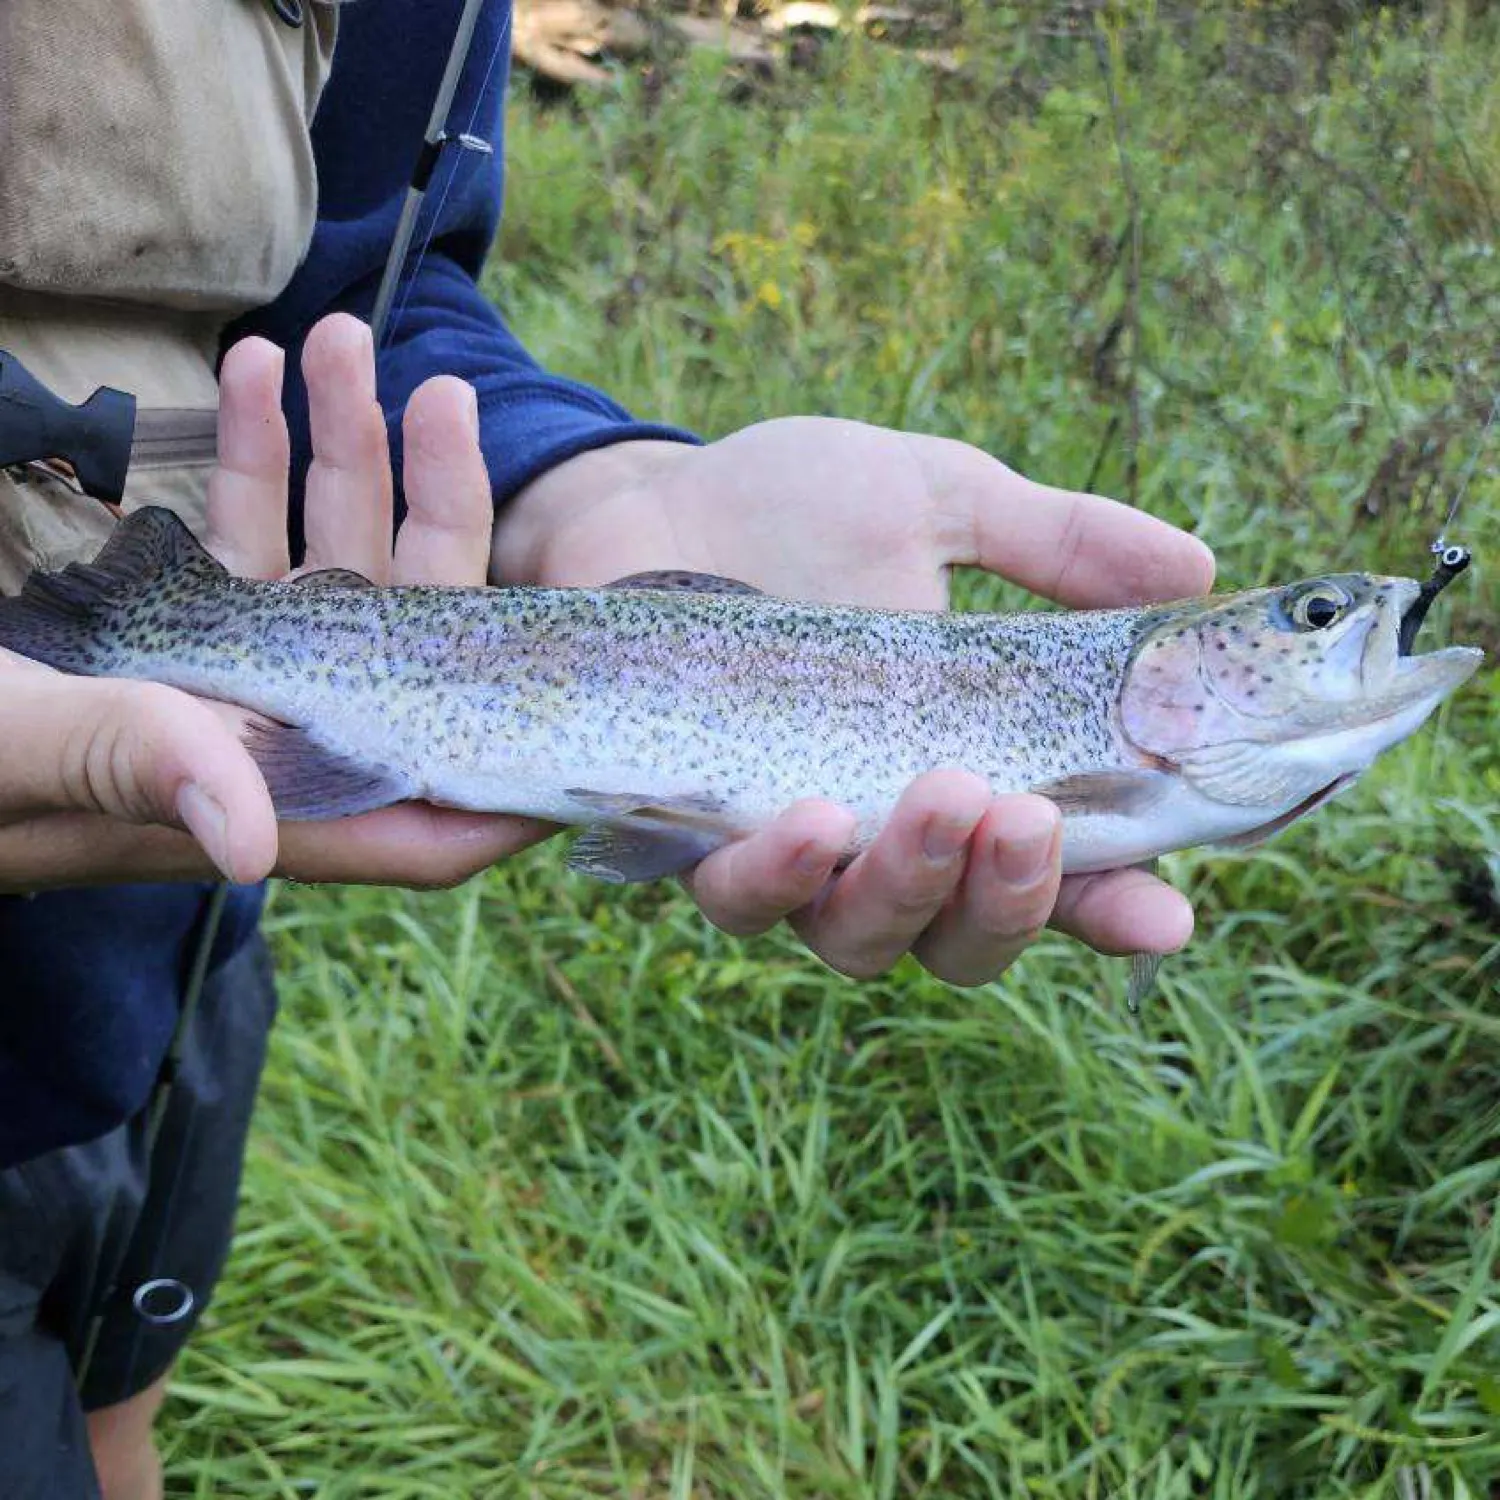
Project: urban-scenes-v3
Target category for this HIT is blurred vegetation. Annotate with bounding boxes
[172,4,1498,1496]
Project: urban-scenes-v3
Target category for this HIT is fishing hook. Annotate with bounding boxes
[1397,543,1472,657]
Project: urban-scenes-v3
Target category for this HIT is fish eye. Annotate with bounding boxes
[1287,582,1351,631]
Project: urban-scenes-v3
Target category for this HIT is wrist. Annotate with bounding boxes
[490,439,697,586]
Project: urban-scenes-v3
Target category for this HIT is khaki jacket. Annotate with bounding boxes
[0,0,338,590]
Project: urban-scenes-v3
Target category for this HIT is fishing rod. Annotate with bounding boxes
[369,0,497,346]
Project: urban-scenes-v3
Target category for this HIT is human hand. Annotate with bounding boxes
[0,644,279,892]
[0,315,550,892]
[493,417,1216,985]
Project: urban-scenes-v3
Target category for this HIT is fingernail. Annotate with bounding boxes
[1158,892,1195,951]
[177,784,236,882]
[993,802,1059,887]
[465,383,480,440]
[923,813,974,865]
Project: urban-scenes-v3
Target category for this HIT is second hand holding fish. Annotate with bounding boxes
[491,410,1219,986]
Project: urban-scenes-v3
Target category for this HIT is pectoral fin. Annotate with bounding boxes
[1031,770,1171,817]
[245,721,415,820]
[1123,858,1166,1015]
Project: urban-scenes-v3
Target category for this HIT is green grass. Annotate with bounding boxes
[167,7,1499,1495]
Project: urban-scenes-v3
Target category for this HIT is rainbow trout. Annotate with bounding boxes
[0,507,1481,882]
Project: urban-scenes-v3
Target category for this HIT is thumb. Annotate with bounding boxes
[908,433,1216,607]
[0,654,279,883]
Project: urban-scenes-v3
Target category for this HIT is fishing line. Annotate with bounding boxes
[374,1,512,350]
[1432,385,1500,553]
[1393,384,1492,652]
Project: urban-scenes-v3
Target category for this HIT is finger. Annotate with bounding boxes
[908,434,1216,608]
[0,673,278,885]
[277,806,554,889]
[1049,866,1195,956]
[203,337,292,579]
[911,794,1061,986]
[791,770,990,980]
[0,803,554,894]
[0,813,218,891]
[685,800,858,938]
[395,377,494,587]
[300,314,393,582]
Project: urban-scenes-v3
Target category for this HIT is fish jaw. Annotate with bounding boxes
[1236,644,1481,793]
[1117,570,1482,822]
[1360,577,1485,714]
[1363,643,1485,735]
[1256,579,1485,798]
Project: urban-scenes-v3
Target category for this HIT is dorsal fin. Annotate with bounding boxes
[606,569,763,596]
[290,566,376,590]
[19,504,226,619]
[0,506,227,672]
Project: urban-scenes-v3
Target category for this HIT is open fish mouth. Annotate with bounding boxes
[1358,553,1484,723]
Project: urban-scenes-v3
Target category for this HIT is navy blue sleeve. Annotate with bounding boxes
[230,0,698,559]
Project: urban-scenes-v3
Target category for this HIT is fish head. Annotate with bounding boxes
[1118,571,1483,812]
